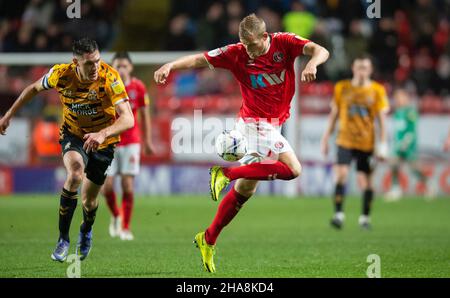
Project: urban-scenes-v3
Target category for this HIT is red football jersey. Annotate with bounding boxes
[204,32,310,125]
[119,77,149,146]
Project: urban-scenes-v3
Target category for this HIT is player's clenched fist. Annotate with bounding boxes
[0,116,10,135]
[154,63,172,85]
[301,64,317,82]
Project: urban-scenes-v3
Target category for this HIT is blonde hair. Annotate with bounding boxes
[239,13,266,40]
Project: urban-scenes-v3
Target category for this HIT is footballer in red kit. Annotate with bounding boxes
[120,79,149,146]
[154,14,329,272]
[103,51,154,241]
[204,32,308,125]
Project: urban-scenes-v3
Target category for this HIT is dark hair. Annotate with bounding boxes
[353,53,373,63]
[72,37,99,56]
[112,51,132,64]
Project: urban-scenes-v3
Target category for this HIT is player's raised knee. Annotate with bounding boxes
[289,162,302,179]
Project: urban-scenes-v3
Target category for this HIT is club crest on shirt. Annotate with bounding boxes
[87,90,97,101]
[274,141,284,149]
[273,52,284,63]
[62,89,74,97]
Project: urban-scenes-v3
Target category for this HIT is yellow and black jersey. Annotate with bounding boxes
[42,61,129,149]
[333,80,389,152]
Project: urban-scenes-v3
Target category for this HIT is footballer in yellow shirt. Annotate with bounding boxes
[0,38,134,262]
[321,55,389,230]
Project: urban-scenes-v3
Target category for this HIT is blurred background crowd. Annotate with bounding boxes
[1,0,449,95]
[0,0,449,145]
[0,0,448,194]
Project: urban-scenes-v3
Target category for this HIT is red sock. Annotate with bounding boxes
[222,161,295,181]
[122,192,134,230]
[105,191,120,218]
[205,187,249,245]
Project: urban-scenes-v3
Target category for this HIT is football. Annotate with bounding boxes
[215,130,247,162]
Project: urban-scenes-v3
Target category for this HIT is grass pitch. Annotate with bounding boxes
[0,194,449,278]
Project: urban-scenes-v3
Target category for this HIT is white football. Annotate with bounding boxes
[215,130,247,162]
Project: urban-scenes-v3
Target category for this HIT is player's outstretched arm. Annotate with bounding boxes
[0,78,46,135]
[321,103,339,157]
[154,53,208,85]
[301,42,330,82]
[83,100,134,153]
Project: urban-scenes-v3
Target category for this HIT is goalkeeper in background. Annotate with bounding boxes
[385,88,435,201]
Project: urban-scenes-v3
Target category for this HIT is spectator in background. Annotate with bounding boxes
[370,18,398,80]
[412,0,438,49]
[169,0,202,19]
[282,1,316,39]
[45,23,62,51]
[5,23,34,52]
[21,0,54,31]
[257,6,282,33]
[344,20,369,68]
[298,0,320,15]
[196,1,227,50]
[220,18,240,46]
[34,31,50,52]
[1,0,450,119]
[411,46,435,95]
[395,46,412,85]
[0,0,121,52]
[226,0,245,20]
[319,0,364,35]
[433,19,449,56]
[309,19,332,81]
[88,0,119,49]
[165,13,196,51]
[221,1,245,46]
[436,54,450,95]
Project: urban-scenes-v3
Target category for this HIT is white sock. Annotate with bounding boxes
[359,215,370,224]
[335,212,345,221]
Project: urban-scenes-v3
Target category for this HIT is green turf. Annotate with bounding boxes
[0,194,449,277]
